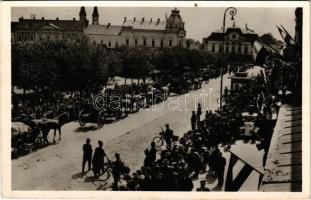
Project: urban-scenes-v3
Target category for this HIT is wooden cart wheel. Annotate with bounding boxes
[97,111,105,129]
[78,109,86,127]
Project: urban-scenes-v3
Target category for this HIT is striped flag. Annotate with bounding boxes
[252,40,282,67]
[252,41,271,66]
[225,150,264,191]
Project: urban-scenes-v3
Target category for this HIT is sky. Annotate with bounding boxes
[12,7,296,42]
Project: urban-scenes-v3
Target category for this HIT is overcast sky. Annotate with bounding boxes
[12,7,296,42]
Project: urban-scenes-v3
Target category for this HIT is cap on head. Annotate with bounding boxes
[165,124,169,128]
[98,140,103,146]
[115,153,120,158]
[86,138,90,143]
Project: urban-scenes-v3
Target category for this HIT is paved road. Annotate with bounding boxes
[12,67,263,191]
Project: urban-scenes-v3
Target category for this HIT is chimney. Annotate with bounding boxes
[19,16,24,21]
[150,18,152,23]
[42,17,44,20]
[30,14,35,20]
[124,17,126,22]
[107,23,111,28]
[56,17,59,21]
[233,21,235,27]
[73,18,76,21]
[157,18,160,24]
[245,23,248,30]
[142,17,144,22]
[134,17,136,22]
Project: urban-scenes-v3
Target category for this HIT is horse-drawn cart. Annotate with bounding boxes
[78,109,105,129]
[11,122,43,154]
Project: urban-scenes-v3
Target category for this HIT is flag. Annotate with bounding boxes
[225,151,264,191]
[276,25,295,46]
[252,41,271,66]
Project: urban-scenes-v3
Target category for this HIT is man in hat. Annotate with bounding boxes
[82,138,93,173]
[92,140,106,178]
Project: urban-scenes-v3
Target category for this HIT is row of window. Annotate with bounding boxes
[125,38,175,47]
[211,43,249,54]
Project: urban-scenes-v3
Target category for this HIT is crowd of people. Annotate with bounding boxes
[95,67,283,191]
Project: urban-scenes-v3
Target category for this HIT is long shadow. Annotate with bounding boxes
[74,126,98,133]
[72,172,88,179]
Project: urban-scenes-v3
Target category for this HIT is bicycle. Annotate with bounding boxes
[152,129,179,148]
[97,160,130,182]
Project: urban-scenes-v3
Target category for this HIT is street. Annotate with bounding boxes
[12,67,263,191]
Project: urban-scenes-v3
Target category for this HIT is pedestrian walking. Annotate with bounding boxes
[191,111,197,130]
[82,138,92,173]
[92,140,106,178]
[112,153,124,190]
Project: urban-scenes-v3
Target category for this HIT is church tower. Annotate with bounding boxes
[79,6,87,21]
[92,7,99,25]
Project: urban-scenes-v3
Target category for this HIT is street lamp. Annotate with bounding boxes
[219,7,237,109]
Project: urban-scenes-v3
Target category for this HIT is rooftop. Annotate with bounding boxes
[84,24,122,35]
[122,19,167,30]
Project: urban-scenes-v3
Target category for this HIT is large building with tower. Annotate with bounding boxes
[11,7,187,48]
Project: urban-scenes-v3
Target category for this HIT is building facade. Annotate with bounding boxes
[203,23,258,56]
[83,7,186,48]
[11,15,88,45]
[11,7,186,48]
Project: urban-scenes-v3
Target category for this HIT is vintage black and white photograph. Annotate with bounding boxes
[2,2,308,196]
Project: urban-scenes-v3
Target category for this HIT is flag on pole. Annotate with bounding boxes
[276,25,295,46]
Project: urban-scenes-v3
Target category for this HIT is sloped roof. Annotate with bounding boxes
[84,24,122,35]
[12,19,86,32]
[122,20,167,30]
[213,26,256,35]
[205,26,258,42]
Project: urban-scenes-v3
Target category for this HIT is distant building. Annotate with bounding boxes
[11,13,88,44]
[84,7,186,48]
[203,23,258,56]
[11,7,186,48]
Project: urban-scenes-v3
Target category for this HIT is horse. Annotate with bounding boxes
[36,112,69,143]
[161,83,170,100]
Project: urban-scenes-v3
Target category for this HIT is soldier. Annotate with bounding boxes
[191,111,197,130]
[82,138,92,173]
[92,140,106,178]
